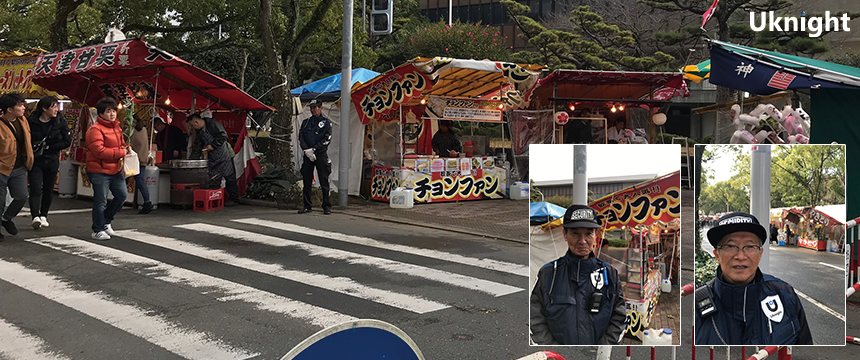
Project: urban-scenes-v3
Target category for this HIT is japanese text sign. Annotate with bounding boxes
[589,172,681,230]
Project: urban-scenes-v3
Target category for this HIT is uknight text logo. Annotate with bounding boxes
[749,11,851,38]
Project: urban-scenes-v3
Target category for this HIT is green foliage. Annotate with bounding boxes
[695,250,718,285]
[770,145,845,207]
[500,2,674,71]
[545,195,573,209]
[828,51,860,68]
[607,238,628,248]
[377,21,512,70]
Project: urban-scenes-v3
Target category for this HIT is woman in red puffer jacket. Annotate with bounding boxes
[85,97,130,241]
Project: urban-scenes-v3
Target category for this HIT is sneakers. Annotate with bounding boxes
[91,231,111,240]
[32,216,42,230]
[138,202,153,214]
[40,216,49,227]
[297,208,312,214]
[104,224,116,236]
[323,208,331,215]
[1,220,17,236]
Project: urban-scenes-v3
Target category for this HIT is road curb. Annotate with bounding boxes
[340,210,528,245]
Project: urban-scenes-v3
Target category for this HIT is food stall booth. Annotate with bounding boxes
[588,171,681,340]
[779,207,845,251]
[30,38,273,206]
[349,57,544,203]
[528,70,689,145]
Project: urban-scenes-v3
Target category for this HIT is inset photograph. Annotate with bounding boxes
[695,144,846,346]
[529,144,682,345]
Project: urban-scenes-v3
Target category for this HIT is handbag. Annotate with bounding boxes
[123,149,140,178]
[32,121,53,158]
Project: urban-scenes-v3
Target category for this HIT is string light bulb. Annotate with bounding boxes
[117,102,124,110]
[568,102,576,111]
[618,104,625,111]
[610,105,617,113]
[498,103,504,110]
[420,98,427,105]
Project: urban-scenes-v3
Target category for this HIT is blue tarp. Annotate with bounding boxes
[530,202,567,225]
[291,68,380,101]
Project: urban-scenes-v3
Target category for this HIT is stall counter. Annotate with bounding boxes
[798,237,826,251]
[370,156,507,203]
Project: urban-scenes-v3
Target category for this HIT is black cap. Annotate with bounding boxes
[562,205,601,229]
[308,99,322,107]
[706,212,767,248]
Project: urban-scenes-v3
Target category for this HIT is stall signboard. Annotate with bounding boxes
[624,269,661,339]
[0,56,39,94]
[423,96,503,122]
[800,207,841,227]
[590,172,681,230]
[371,161,506,203]
[352,63,433,125]
[798,237,825,251]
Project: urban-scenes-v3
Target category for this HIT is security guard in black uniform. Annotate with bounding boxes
[530,205,627,345]
[298,99,332,215]
[695,212,813,345]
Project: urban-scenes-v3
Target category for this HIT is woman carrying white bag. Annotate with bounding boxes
[85,98,130,241]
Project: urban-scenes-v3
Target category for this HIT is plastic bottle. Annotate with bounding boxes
[463,141,474,157]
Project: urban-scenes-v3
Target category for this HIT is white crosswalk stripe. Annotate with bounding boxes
[112,230,449,314]
[233,218,529,276]
[176,223,523,297]
[0,259,258,360]
[26,235,358,327]
[0,317,71,360]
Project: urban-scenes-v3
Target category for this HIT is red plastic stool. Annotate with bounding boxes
[193,188,224,212]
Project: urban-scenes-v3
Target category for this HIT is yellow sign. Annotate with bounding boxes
[0,55,54,96]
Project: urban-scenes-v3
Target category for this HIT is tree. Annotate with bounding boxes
[500,2,675,70]
[377,21,513,71]
[698,175,750,214]
[770,145,845,207]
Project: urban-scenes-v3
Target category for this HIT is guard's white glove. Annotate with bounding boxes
[304,148,316,162]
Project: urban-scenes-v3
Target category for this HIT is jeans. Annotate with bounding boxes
[88,171,127,233]
[132,171,149,203]
[28,157,60,218]
[0,167,28,222]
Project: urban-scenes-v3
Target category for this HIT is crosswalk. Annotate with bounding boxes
[0,217,525,359]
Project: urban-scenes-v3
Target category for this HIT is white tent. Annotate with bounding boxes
[292,102,364,196]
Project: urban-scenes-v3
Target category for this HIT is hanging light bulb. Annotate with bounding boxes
[497,103,504,110]
[567,102,576,111]
[117,102,124,110]
[610,105,617,113]
[165,90,171,105]
[618,103,625,111]
[420,98,427,105]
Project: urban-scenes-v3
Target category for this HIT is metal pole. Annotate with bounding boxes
[362,0,366,33]
[338,0,353,206]
[751,145,771,272]
[449,0,453,25]
[572,145,587,204]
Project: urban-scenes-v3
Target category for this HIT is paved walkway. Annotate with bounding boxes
[340,198,529,244]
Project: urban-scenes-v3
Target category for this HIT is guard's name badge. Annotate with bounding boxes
[760,295,784,323]
[318,121,325,128]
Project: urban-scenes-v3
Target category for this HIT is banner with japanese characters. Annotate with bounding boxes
[352,63,433,125]
[0,56,39,95]
[32,40,179,78]
[422,96,503,122]
[589,172,681,230]
[370,163,506,203]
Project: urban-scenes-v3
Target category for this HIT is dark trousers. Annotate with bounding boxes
[88,171,127,232]
[0,167,28,222]
[132,171,150,204]
[28,157,59,218]
[224,170,239,201]
[300,151,331,210]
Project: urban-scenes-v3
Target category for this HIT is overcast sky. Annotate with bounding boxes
[529,144,681,182]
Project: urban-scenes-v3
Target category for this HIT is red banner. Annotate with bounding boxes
[589,172,681,230]
[798,238,824,251]
[352,64,433,125]
[33,40,174,78]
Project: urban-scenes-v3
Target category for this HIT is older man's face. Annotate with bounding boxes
[564,227,597,259]
[713,231,762,285]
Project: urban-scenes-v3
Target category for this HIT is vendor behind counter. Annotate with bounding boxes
[153,117,187,162]
[431,120,461,157]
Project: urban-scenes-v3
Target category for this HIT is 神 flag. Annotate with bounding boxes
[702,0,720,29]
[233,126,262,198]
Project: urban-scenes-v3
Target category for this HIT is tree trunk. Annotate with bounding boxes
[259,0,294,171]
[49,0,82,50]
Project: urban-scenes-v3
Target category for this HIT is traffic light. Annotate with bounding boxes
[371,0,393,35]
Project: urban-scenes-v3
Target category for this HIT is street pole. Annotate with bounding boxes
[572,145,587,204]
[449,0,453,25]
[338,0,353,207]
[751,145,771,272]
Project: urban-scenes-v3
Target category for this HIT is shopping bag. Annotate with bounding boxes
[123,150,140,178]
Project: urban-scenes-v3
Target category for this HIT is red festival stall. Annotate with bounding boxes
[350,57,544,204]
[30,38,272,204]
[588,171,681,340]
[783,207,845,251]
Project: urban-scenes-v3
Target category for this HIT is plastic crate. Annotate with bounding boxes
[193,188,224,212]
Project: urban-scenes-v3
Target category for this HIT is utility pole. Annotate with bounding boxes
[572,145,587,204]
[338,0,353,206]
[751,145,771,272]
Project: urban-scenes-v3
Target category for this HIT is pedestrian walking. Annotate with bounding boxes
[86,97,129,241]
[27,96,71,229]
[187,113,239,206]
[0,93,34,241]
[298,99,332,215]
[130,116,153,214]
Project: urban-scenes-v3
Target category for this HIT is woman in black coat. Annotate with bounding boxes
[27,96,71,229]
